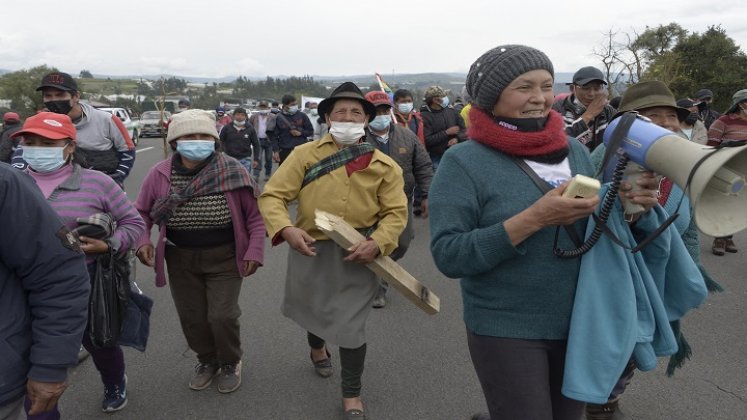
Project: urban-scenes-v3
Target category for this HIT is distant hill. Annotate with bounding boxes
[84,71,576,86]
[1,68,575,86]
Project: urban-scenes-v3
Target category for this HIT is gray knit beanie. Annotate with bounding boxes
[466,44,554,111]
[167,109,219,142]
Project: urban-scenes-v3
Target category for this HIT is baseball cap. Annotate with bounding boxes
[364,91,392,108]
[695,89,714,100]
[424,86,447,100]
[572,67,607,86]
[11,112,77,141]
[3,112,20,123]
[36,72,78,92]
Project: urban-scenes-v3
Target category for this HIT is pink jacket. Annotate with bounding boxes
[135,156,265,287]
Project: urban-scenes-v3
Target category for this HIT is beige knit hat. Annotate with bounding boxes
[166,109,219,142]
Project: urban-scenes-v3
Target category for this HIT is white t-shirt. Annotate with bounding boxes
[524,157,572,188]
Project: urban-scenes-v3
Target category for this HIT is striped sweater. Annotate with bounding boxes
[27,163,145,260]
[707,114,747,146]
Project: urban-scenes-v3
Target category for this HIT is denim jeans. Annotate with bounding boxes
[254,139,273,178]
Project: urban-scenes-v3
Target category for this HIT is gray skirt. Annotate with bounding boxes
[282,240,377,348]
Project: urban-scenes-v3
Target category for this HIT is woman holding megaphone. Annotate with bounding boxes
[586,80,722,419]
[428,45,667,420]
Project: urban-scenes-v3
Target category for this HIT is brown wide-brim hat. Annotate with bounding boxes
[318,82,376,122]
[615,81,690,121]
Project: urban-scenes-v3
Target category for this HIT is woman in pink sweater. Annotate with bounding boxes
[134,110,265,394]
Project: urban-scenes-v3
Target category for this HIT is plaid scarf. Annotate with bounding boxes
[150,153,259,225]
[301,142,375,188]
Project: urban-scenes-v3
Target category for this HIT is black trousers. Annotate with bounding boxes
[308,332,367,398]
[467,329,585,420]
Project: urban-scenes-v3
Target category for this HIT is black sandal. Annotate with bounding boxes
[343,408,366,420]
[310,347,333,378]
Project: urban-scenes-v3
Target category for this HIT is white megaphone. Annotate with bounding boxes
[602,113,747,237]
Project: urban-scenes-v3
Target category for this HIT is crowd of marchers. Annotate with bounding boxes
[1,50,745,420]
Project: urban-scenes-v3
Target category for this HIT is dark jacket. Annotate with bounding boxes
[552,94,616,152]
[698,103,721,129]
[0,163,89,405]
[219,123,260,160]
[270,111,313,151]
[0,123,21,163]
[420,105,467,157]
[365,124,434,200]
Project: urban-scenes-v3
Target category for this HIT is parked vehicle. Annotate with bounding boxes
[140,110,171,138]
[98,107,140,146]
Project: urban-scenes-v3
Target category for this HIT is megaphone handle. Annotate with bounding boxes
[621,163,647,215]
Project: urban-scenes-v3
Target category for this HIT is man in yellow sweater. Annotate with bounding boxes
[258,82,407,420]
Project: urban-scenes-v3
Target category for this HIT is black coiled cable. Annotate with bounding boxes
[553,155,630,258]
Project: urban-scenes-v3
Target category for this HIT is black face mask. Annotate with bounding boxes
[684,112,699,125]
[697,101,710,112]
[493,115,548,132]
[44,100,73,115]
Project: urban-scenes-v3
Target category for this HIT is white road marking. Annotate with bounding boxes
[136,147,154,153]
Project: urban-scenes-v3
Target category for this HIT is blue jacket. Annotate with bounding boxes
[561,186,708,404]
[0,163,90,405]
[270,111,314,151]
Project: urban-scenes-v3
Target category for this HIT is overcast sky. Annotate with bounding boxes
[2,0,745,79]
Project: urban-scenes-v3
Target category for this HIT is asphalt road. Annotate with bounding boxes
[58,139,747,419]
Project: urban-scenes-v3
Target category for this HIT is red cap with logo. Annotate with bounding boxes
[364,91,392,107]
[11,112,77,141]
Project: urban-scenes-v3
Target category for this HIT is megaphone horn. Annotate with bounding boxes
[604,114,747,237]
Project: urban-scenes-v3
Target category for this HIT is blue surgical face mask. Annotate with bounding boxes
[440,96,450,108]
[24,145,68,173]
[397,103,414,114]
[176,140,215,161]
[286,105,298,115]
[369,115,392,131]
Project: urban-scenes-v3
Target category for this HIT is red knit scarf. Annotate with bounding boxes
[468,108,569,160]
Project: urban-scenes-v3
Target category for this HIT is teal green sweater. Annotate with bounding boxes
[429,139,594,339]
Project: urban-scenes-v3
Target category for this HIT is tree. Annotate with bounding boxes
[592,29,627,95]
[632,23,688,61]
[665,26,747,111]
[79,69,94,78]
[0,65,58,117]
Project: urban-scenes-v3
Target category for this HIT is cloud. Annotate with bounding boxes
[236,58,265,76]
[134,56,190,76]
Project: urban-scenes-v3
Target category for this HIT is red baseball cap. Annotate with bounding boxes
[11,112,77,141]
[364,91,392,108]
[3,112,20,123]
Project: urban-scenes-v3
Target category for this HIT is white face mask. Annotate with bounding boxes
[329,121,366,146]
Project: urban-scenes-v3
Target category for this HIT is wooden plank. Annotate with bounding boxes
[315,210,440,315]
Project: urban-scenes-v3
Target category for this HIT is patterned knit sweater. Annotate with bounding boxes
[165,158,234,247]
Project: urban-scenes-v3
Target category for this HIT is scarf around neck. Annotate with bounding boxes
[468,107,569,163]
[150,153,259,225]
